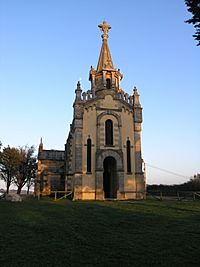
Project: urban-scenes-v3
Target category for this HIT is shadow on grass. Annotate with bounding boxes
[0,198,200,267]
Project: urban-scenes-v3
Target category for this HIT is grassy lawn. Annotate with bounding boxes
[0,198,200,267]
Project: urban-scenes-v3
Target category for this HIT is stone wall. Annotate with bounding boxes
[37,150,65,195]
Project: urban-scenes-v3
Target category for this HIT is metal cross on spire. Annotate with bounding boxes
[98,20,111,40]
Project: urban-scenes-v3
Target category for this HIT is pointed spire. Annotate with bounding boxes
[90,21,123,94]
[39,137,43,152]
[97,21,114,72]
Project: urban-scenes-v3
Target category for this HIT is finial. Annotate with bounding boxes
[133,86,139,95]
[39,137,43,152]
[133,86,141,106]
[98,20,111,40]
[75,80,82,100]
[76,80,82,92]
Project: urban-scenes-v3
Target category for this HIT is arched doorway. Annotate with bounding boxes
[103,156,117,199]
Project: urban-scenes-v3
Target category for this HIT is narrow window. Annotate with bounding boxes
[106,78,111,89]
[87,138,92,172]
[105,119,113,145]
[127,140,131,173]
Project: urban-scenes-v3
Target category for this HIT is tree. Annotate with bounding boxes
[147,173,200,193]
[0,146,21,193]
[187,173,200,190]
[26,176,35,195]
[185,0,200,46]
[14,146,37,195]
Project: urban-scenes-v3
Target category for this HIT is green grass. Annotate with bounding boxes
[0,198,200,267]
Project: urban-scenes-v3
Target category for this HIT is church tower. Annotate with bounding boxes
[65,21,146,200]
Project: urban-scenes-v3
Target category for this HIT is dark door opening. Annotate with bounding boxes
[103,156,117,198]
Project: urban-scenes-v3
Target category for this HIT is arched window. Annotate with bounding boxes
[87,138,92,172]
[105,119,113,145]
[106,78,111,89]
[127,140,131,173]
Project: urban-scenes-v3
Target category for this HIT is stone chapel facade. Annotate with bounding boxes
[36,21,146,200]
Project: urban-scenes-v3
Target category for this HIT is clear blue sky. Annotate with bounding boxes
[0,0,199,187]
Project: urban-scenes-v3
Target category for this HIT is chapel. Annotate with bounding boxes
[36,21,146,200]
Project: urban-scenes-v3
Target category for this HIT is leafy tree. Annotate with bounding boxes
[147,173,200,193]
[186,173,200,190]
[14,146,37,194]
[185,0,200,46]
[0,144,37,194]
[14,146,37,195]
[0,146,21,193]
